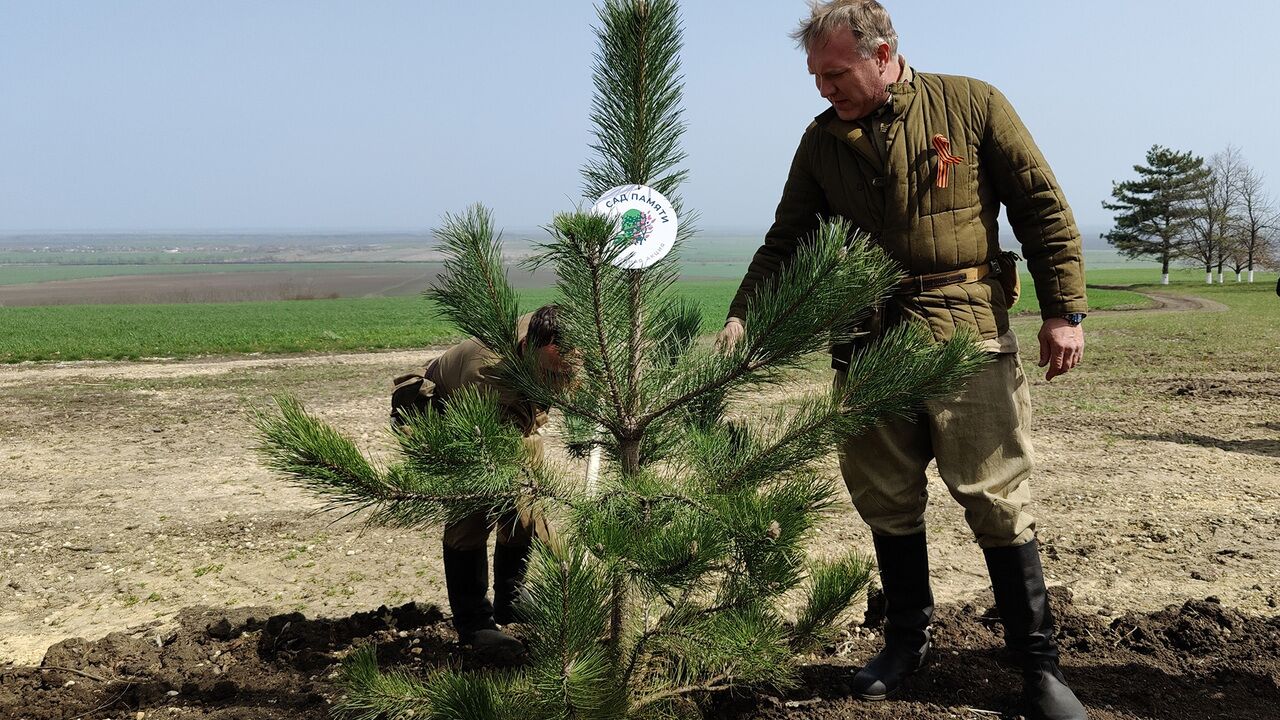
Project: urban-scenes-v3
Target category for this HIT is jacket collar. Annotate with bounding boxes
[887,58,916,115]
[814,58,917,166]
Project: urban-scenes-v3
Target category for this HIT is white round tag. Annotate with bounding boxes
[590,184,679,270]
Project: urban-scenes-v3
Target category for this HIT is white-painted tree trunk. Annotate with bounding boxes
[1249,270,1255,282]
[1205,272,1213,284]
[1217,271,1225,284]
[1162,273,1170,285]
[584,423,605,496]
[585,445,602,496]
[1236,272,1242,282]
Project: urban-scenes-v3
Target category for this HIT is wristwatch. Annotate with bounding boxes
[1063,312,1086,327]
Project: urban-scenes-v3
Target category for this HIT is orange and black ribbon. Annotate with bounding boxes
[932,134,964,188]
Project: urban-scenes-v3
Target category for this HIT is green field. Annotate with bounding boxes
[0,270,1210,362]
[1024,274,1280,393]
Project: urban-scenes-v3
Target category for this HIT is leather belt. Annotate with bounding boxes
[895,260,996,295]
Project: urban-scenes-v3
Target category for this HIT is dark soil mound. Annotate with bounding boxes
[2,591,1276,720]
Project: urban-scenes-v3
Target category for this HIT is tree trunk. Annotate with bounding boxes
[1205,271,1213,284]
[1236,272,1242,282]
[1161,256,1170,285]
[1161,273,1170,285]
[1249,269,1255,282]
[620,438,641,476]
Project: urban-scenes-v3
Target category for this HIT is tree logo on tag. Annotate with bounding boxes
[613,209,655,248]
[591,184,679,269]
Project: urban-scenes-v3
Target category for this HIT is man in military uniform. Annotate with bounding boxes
[396,305,571,654]
[718,3,1088,718]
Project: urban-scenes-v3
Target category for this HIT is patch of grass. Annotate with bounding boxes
[1015,271,1280,378]
[0,284,724,362]
[193,563,224,578]
[1008,268,1162,316]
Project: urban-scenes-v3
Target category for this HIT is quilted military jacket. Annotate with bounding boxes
[728,68,1088,343]
[424,313,548,437]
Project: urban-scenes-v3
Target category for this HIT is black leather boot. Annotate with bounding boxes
[442,545,523,656]
[852,532,934,700]
[492,542,531,626]
[984,540,1087,720]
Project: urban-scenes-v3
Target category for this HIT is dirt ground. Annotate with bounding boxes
[1,303,1277,718]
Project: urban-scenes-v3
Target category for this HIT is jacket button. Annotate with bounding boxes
[871,177,886,188]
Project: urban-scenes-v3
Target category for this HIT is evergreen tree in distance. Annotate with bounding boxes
[253,1,987,718]
[1102,145,1210,285]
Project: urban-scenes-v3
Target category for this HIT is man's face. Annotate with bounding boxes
[534,343,579,391]
[806,27,892,122]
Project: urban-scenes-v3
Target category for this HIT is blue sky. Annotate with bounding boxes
[2,1,1278,233]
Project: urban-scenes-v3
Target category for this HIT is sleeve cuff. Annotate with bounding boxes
[1040,301,1089,321]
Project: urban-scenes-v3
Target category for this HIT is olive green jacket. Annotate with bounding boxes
[729,68,1087,343]
[425,314,548,437]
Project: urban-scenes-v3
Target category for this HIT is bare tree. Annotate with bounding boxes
[1185,147,1243,284]
[1231,161,1277,282]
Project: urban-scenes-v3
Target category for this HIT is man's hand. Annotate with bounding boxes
[1037,317,1084,381]
[716,317,746,353]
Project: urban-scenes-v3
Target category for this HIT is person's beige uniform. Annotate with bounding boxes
[424,314,551,550]
[836,353,1034,547]
[730,61,1086,548]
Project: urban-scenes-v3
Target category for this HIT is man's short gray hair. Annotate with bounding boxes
[791,0,899,58]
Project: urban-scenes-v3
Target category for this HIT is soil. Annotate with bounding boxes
[1,304,1277,719]
[0,590,1275,720]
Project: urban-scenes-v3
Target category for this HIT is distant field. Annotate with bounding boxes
[0,247,1172,304]
[0,262,438,286]
[0,274,1181,363]
[9,233,1269,363]
[0,263,561,306]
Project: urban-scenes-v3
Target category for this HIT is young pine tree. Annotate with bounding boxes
[253,2,986,718]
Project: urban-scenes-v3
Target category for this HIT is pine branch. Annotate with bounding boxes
[253,393,570,531]
[631,604,796,711]
[713,391,848,491]
[639,219,898,428]
[631,673,733,711]
[583,0,688,198]
[428,204,521,356]
[521,542,627,719]
[252,394,389,508]
[790,551,876,652]
[332,645,433,720]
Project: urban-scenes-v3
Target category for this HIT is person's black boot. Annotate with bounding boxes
[492,542,531,626]
[984,540,1087,720]
[442,545,523,657]
[852,532,934,700]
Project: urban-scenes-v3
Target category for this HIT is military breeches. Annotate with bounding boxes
[441,504,551,552]
[837,352,1036,548]
[441,433,552,551]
